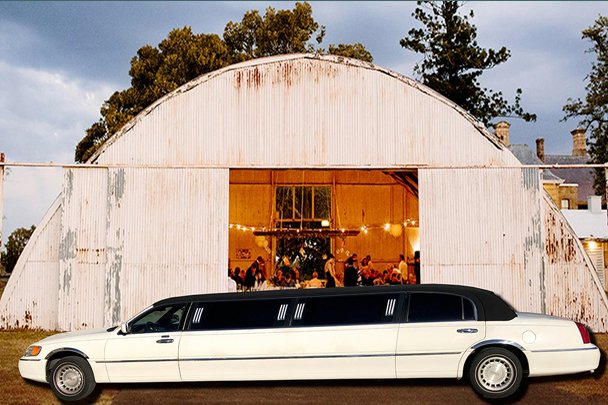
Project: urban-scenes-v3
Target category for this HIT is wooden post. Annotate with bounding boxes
[605,166,608,226]
[0,152,4,248]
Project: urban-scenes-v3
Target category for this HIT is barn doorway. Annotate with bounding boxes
[228,169,419,287]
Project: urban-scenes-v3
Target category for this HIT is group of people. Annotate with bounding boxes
[229,256,304,291]
[229,256,269,291]
[325,253,418,288]
[228,252,419,292]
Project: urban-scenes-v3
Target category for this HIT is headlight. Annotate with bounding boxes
[24,345,42,357]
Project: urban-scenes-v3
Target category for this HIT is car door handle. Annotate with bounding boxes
[457,328,478,334]
[156,338,174,344]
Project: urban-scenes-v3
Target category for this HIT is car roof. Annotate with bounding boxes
[154,284,516,322]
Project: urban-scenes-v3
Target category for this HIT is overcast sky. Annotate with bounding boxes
[1,1,607,240]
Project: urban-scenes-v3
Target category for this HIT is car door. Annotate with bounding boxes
[179,298,294,381]
[283,292,402,379]
[104,303,187,382]
[396,292,486,378]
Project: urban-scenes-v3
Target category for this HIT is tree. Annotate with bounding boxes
[563,16,608,196]
[400,1,535,126]
[328,43,373,62]
[223,2,325,61]
[75,2,372,163]
[1,225,35,274]
[75,28,231,162]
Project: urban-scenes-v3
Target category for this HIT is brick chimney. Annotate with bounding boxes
[571,128,587,157]
[494,121,510,146]
[535,138,545,162]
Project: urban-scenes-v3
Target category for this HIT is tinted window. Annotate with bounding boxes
[408,293,476,323]
[292,294,399,327]
[189,299,290,331]
[130,303,188,333]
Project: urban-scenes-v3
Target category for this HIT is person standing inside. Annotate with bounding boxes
[398,254,408,284]
[243,261,258,291]
[344,256,359,287]
[324,254,337,288]
[414,251,420,284]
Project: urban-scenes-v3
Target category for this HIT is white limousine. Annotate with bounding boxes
[20,284,600,401]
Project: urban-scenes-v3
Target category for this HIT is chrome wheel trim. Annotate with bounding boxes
[54,363,84,396]
[476,355,515,392]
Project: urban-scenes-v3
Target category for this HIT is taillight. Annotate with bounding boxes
[576,322,591,344]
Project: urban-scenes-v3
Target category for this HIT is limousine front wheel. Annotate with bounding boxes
[469,348,523,399]
[49,356,96,402]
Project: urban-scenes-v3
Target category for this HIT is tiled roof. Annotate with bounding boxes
[508,144,563,182]
[544,154,595,201]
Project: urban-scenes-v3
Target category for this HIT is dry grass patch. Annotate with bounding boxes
[0,329,119,404]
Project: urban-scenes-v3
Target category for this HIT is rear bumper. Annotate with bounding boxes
[18,358,47,383]
[527,345,600,377]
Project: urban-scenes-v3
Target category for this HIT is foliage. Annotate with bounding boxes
[75,2,372,163]
[224,2,324,61]
[328,43,373,62]
[563,16,608,195]
[400,1,536,127]
[1,226,35,273]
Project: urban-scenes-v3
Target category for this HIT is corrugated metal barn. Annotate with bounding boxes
[1,54,607,331]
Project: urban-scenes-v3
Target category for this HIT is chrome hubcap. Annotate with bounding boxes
[54,363,84,395]
[476,356,515,392]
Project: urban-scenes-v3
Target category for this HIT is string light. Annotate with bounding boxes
[228,220,419,236]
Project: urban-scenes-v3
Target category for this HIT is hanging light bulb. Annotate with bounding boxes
[384,223,391,231]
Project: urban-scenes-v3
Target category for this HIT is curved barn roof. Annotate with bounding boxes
[91,53,520,168]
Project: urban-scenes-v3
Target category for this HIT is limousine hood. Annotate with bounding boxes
[37,328,112,345]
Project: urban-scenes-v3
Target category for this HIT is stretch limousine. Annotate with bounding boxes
[20,284,600,401]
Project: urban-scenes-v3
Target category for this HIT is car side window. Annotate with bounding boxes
[130,303,188,334]
[407,293,477,323]
[292,293,399,327]
[188,299,291,331]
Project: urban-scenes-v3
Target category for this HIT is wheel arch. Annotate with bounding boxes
[44,348,90,383]
[460,341,530,380]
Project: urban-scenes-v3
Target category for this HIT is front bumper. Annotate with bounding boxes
[19,357,48,383]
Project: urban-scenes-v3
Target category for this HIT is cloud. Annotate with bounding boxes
[2,167,62,242]
[0,61,115,162]
[0,60,115,240]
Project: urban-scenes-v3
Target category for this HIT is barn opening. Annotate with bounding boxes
[228,169,419,286]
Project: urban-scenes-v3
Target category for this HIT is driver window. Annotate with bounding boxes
[130,304,187,334]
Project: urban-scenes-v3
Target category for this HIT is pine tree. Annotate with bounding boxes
[400,1,535,126]
[563,16,608,196]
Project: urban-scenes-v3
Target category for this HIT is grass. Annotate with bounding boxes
[0,329,119,405]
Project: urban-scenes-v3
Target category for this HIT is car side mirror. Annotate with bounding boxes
[120,322,130,335]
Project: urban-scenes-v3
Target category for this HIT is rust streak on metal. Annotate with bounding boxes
[282,62,292,86]
[234,70,242,89]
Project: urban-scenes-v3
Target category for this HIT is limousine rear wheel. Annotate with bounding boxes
[469,348,523,399]
[49,356,96,402]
